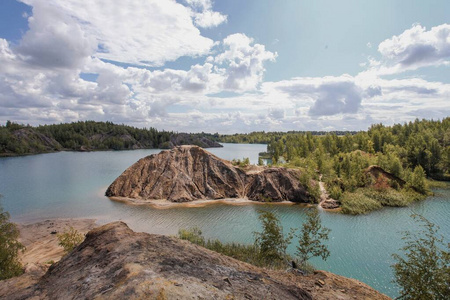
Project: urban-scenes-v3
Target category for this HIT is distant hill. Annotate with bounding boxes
[0,121,222,156]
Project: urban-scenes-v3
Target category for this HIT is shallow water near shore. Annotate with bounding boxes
[0,143,449,298]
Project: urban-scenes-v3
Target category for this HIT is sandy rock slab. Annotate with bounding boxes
[1,221,390,300]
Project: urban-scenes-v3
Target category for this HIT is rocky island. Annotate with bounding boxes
[106,145,314,204]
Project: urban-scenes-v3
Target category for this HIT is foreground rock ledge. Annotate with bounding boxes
[106,145,313,203]
[1,222,390,299]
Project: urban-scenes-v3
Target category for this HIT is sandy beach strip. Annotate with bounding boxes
[107,196,304,209]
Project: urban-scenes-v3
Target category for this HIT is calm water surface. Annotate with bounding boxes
[0,143,448,298]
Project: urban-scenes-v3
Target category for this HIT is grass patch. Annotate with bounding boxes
[341,187,428,215]
[178,227,295,270]
[426,179,449,189]
[340,190,382,215]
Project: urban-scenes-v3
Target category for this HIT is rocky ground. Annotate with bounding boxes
[0,221,390,299]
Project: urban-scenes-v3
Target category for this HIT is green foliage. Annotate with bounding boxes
[258,157,264,166]
[178,227,280,269]
[340,190,383,215]
[0,121,221,155]
[340,187,426,215]
[258,118,449,213]
[57,227,84,253]
[231,157,250,168]
[328,185,342,200]
[253,210,294,266]
[296,209,331,264]
[392,214,450,299]
[178,210,332,273]
[0,205,24,280]
[177,227,205,246]
[409,165,428,194]
[298,170,321,203]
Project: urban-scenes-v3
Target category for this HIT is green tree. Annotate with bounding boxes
[410,165,428,194]
[392,214,449,299]
[57,227,84,253]
[258,157,264,166]
[0,204,24,280]
[253,210,294,265]
[296,209,331,265]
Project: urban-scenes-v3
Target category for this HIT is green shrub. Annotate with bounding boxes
[340,190,382,214]
[0,206,25,280]
[329,185,342,200]
[392,215,450,299]
[253,210,294,267]
[409,165,428,194]
[178,227,275,268]
[177,227,205,246]
[57,227,84,253]
[296,209,330,265]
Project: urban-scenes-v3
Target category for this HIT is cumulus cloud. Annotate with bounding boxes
[19,0,215,67]
[17,1,96,69]
[1,2,449,134]
[215,34,277,92]
[185,0,227,28]
[376,23,450,73]
[268,75,363,116]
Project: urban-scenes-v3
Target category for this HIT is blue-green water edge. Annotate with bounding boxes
[0,144,448,298]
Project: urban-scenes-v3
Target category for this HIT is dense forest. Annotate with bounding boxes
[216,130,357,144]
[261,118,450,214]
[0,121,221,156]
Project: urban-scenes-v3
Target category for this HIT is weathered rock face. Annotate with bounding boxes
[365,165,406,187]
[106,145,312,203]
[1,222,390,300]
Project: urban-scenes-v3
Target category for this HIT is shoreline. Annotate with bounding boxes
[108,196,306,209]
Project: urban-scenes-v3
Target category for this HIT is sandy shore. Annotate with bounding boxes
[17,218,97,265]
[108,196,302,209]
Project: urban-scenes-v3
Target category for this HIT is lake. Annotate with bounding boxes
[0,143,448,298]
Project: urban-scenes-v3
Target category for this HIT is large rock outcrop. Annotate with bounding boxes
[106,146,312,203]
[1,222,390,299]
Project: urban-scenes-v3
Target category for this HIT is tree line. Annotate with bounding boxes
[261,118,449,214]
[0,121,221,155]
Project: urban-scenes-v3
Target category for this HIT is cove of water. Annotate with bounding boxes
[0,143,448,298]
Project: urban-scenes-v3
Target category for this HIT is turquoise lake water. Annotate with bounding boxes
[0,143,448,298]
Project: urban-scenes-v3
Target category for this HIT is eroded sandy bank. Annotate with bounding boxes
[108,196,304,209]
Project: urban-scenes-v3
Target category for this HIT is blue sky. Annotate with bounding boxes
[0,0,449,133]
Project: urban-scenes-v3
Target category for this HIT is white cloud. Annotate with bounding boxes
[20,0,216,67]
[376,23,450,73]
[185,0,227,28]
[215,34,277,92]
[17,1,96,69]
[1,4,449,134]
[194,11,227,28]
[267,75,364,116]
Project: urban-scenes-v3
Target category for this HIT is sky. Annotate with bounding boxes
[0,0,449,133]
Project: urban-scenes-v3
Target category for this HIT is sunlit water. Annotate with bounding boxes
[0,143,448,298]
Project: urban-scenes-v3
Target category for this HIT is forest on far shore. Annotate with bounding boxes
[258,118,450,214]
[0,120,221,155]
